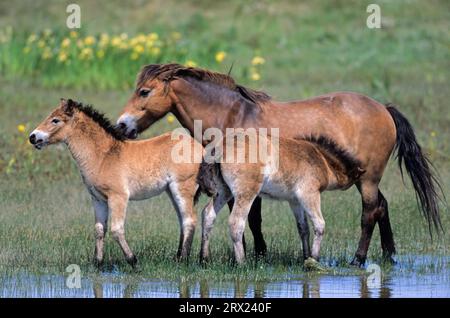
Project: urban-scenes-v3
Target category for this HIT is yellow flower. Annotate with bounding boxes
[17,124,26,133]
[136,34,147,43]
[96,49,105,59]
[99,33,109,47]
[431,131,436,137]
[167,114,175,124]
[27,34,37,43]
[150,47,161,56]
[130,52,139,60]
[70,31,78,38]
[84,36,96,46]
[133,44,145,54]
[37,40,46,48]
[148,32,159,41]
[23,47,31,54]
[42,47,52,60]
[215,51,227,63]
[79,47,93,60]
[185,60,197,67]
[61,38,71,48]
[111,36,121,47]
[58,51,68,62]
[251,72,261,81]
[251,56,265,66]
[120,33,128,40]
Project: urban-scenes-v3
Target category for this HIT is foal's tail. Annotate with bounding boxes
[386,103,444,235]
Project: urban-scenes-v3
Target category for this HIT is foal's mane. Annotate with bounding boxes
[137,63,271,105]
[71,100,125,141]
[300,135,362,174]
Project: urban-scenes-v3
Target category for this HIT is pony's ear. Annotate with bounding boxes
[62,98,75,116]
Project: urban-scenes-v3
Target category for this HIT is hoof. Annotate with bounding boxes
[350,256,366,267]
[126,255,138,267]
[304,257,328,272]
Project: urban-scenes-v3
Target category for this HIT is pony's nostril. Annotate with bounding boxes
[29,134,36,144]
[119,122,127,129]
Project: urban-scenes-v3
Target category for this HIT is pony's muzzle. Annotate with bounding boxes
[116,114,138,139]
[29,130,49,149]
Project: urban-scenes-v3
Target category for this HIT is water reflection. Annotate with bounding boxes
[1,256,449,298]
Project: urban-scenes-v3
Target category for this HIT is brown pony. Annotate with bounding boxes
[116,63,443,266]
[30,99,203,267]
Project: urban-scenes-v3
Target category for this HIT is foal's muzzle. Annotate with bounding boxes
[116,115,138,139]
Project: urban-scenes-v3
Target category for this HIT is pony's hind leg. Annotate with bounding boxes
[297,191,324,261]
[168,182,197,261]
[351,180,389,267]
[289,201,311,260]
[92,197,108,267]
[229,195,257,264]
[108,194,137,267]
[200,191,230,263]
[377,191,396,263]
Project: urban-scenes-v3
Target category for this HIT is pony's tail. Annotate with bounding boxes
[386,103,444,235]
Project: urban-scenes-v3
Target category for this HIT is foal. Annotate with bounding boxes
[198,132,365,265]
[30,99,203,266]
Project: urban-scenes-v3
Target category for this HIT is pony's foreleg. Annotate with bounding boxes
[168,182,197,261]
[229,196,256,264]
[247,197,267,257]
[289,201,311,260]
[200,192,229,263]
[92,197,108,266]
[108,194,136,266]
[297,191,324,261]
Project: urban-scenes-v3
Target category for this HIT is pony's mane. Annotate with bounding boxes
[301,135,362,174]
[72,101,125,141]
[137,63,271,105]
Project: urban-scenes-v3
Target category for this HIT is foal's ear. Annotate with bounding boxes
[60,98,75,116]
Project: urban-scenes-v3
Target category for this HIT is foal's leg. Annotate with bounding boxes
[289,201,311,260]
[92,197,108,266]
[168,182,197,261]
[229,196,256,264]
[200,192,229,263]
[350,181,385,267]
[108,194,136,266]
[297,191,324,260]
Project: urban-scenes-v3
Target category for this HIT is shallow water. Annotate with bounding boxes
[1,255,449,298]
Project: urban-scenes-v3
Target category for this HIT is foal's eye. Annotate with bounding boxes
[51,118,60,125]
[139,89,151,97]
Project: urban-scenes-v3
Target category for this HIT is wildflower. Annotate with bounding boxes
[215,51,227,63]
[37,40,46,48]
[23,47,31,54]
[133,44,145,54]
[61,38,71,48]
[42,48,52,60]
[251,72,261,81]
[120,33,128,40]
[136,34,147,43]
[167,114,175,124]
[150,47,161,56]
[111,36,122,47]
[130,52,139,60]
[431,131,436,137]
[84,36,96,46]
[99,33,109,47]
[251,56,265,66]
[58,51,68,62]
[96,49,105,59]
[185,60,197,67]
[70,31,78,38]
[79,47,93,60]
[148,32,158,41]
[27,34,37,43]
[17,124,26,133]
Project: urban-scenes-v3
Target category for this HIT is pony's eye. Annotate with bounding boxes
[139,89,151,97]
[51,118,60,125]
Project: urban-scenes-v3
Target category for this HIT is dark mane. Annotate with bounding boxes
[137,63,271,105]
[300,135,363,175]
[71,101,125,141]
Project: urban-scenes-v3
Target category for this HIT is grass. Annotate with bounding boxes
[0,0,449,284]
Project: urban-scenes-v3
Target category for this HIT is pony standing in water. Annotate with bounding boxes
[29,99,203,266]
[198,132,366,265]
[116,64,443,266]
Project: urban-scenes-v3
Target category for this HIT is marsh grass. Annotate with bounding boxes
[0,0,449,282]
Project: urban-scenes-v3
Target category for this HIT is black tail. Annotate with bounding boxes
[386,103,444,235]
